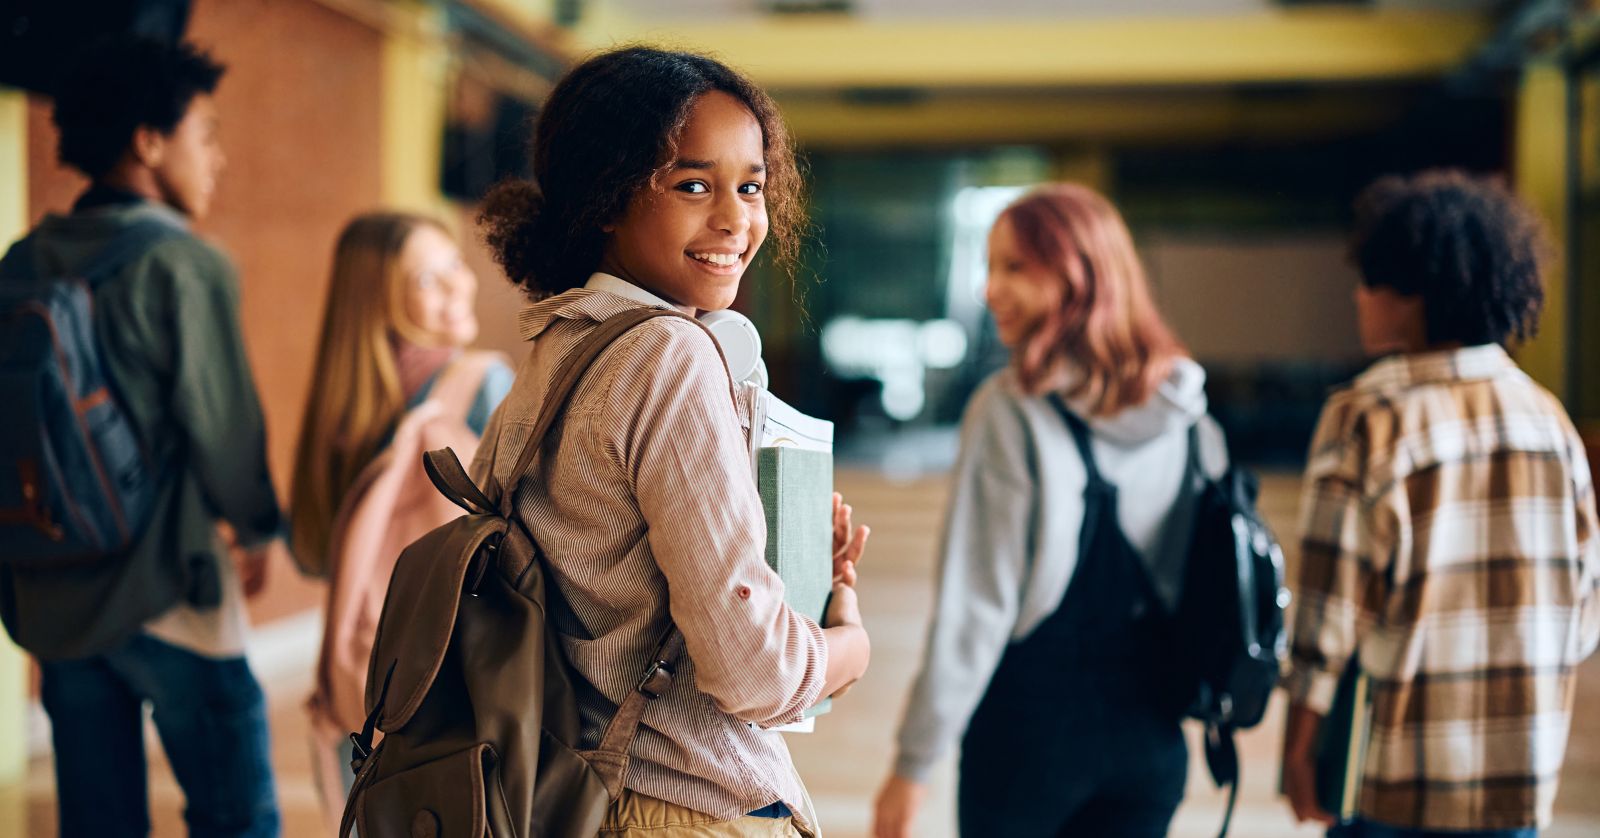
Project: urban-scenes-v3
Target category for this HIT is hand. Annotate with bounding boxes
[822,582,866,698]
[1281,702,1336,826]
[1281,750,1335,826]
[832,492,869,586]
[872,775,927,838]
[824,581,861,630]
[233,542,272,600]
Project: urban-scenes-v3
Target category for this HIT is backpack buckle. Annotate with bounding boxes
[349,732,371,773]
[636,659,674,699]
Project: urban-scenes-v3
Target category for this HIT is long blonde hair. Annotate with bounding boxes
[999,184,1186,415]
[290,212,447,574]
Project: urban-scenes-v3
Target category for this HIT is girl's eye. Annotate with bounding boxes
[677,181,709,195]
[738,182,764,195]
[413,272,439,291]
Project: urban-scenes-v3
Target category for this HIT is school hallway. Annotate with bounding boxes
[12,466,1600,838]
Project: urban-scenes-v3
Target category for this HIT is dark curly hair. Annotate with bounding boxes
[52,37,225,180]
[479,46,804,299]
[1350,169,1547,347]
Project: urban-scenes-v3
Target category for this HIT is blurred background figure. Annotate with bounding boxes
[0,32,282,838]
[1281,170,1599,838]
[872,184,1227,838]
[289,211,509,830]
[3,1,1599,837]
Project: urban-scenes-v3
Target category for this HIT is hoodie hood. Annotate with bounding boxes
[1060,356,1209,445]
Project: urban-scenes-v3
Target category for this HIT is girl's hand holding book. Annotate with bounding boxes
[832,491,869,587]
[823,492,871,699]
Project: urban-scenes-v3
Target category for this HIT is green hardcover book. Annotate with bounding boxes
[756,446,834,721]
[1314,661,1373,823]
[756,447,833,623]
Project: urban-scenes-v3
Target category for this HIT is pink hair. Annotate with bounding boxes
[998,184,1186,415]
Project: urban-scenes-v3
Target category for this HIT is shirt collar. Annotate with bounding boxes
[515,273,676,341]
[1353,344,1518,393]
[583,272,680,309]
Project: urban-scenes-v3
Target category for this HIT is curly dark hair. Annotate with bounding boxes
[52,36,225,180]
[1350,169,1547,347]
[479,46,804,299]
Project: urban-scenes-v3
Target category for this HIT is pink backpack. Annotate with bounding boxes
[306,350,507,821]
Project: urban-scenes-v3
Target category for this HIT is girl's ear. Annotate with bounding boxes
[601,222,616,233]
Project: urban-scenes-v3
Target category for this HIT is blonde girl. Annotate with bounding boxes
[291,212,512,822]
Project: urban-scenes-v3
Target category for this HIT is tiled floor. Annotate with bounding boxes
[10,467,1600,837]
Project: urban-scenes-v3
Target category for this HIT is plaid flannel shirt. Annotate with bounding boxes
[1285,344,1600,831]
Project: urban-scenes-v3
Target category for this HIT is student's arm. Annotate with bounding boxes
[1280,398,1390,825]
[892,380,1033,783]
[161,241,281,547]
[1566,426,1600,660]
[608,319,837,728]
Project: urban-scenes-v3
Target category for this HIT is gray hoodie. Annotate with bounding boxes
[891,360,1227,782]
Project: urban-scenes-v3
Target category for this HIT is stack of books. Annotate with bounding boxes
[745,388,835,732]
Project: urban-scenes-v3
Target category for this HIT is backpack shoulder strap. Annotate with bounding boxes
[494,307,699,516]
[0,234,40,283]
[486,307,706,790]
[588,626,686,795]
[81,219,187,287]
[1047,392,1106,488]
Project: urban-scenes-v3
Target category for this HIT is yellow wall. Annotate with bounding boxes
[382,0,451,215]
[1514,61,1570,400]
[0,87,30,837]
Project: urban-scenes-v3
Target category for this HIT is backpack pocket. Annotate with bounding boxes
[357,742,504,838]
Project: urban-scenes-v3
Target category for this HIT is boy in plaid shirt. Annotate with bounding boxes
[1280,170,1600,838]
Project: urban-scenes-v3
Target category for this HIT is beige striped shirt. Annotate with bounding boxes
[1285,344,1600,830]
[471,288,826,830]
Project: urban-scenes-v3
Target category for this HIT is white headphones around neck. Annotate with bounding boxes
[698,309,768,388]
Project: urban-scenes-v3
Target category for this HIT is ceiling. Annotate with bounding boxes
[556,0,1505,147]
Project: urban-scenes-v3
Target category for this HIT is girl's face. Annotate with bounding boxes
[984,215,1065,349]
[599,91,769,314]
[399,224,479,347]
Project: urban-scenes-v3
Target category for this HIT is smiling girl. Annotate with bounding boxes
[473,47,870,838]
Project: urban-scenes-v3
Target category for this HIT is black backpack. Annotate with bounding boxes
[1170,421,1290,837]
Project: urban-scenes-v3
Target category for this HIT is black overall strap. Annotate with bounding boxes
[1048,393,1108,490]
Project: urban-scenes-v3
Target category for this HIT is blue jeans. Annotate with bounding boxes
[38,633,280,838]
[1330,821,1537,838]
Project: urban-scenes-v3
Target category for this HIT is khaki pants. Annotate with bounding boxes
[599,789,814,837]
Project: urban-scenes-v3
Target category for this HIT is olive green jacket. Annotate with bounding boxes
[0,200,281,659]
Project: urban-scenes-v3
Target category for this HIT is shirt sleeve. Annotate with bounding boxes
[1284,398,1390,715]
[1567,426,1600,660]
[159,241,282,547]
[602,319,826,728]
[893,381,1033,782]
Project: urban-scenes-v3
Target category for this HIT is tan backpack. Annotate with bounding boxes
[340,308,694,838]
